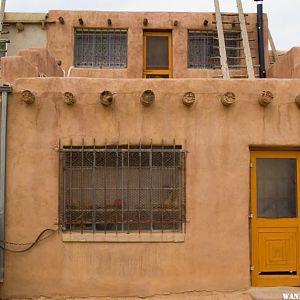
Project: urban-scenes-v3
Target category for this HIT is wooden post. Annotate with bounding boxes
[214,0,230,79]
[236,0,255,79]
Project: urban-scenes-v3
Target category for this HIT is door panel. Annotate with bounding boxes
[143,32,172,78]
[251,151,300,286]
[258,230,297,273]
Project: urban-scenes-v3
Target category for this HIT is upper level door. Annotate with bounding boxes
[143,31,172,78]
[251,151,300,286]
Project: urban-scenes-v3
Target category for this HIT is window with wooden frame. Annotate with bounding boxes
[143,31,172,78]
[188,30,240,69]
[59,143,186,233]
[74,29,128,68]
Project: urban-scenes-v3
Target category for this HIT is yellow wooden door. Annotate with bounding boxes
[251,151,300,286]
[143,31,172,78]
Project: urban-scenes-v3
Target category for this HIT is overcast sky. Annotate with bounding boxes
[5,0,299,50]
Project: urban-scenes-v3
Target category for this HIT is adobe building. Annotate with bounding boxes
[0,1,300,298]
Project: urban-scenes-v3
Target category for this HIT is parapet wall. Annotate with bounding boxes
[268,47,300,78]
[1,77,300,298]
[0,48,64,84]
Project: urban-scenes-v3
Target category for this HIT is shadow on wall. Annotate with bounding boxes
[0,48,64,84]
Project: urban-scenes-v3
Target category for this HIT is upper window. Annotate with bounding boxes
[75,29,127,68]
[59,144,186,233]
[188,31,240,69]
[143,32,172,78]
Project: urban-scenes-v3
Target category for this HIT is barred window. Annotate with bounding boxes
[188,31,240,69]
[59,144,186,233]
[0,41,7,58]
[75,29,127,68]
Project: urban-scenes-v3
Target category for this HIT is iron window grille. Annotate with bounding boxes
[188,31,240,69]
[59,142,186,233]
[74,29,127,68]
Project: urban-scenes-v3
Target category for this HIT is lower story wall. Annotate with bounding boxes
[1,78,300,298]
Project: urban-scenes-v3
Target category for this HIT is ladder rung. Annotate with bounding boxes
[213,74,259,78]
[231,74,259,78]
[223,30,253,34]
[0,39,9,43]
[214,64,260,69]
[213,37,242,41]
[210,56,256,59]
[213,46,255,50]
[213,13,249,17]
[233,64,260,68]
[0,49,7,53]
[212,21,250,25]
[0,30,9,34]
[229,56,256,59]
[213,37,256,42]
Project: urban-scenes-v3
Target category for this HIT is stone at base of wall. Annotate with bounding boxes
[249,287,300,300]
[4,290,253,300]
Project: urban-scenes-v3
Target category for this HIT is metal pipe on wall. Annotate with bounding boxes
[254,0,266,78]
[0,84,12,282]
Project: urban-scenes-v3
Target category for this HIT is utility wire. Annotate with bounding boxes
[0,228,58,253]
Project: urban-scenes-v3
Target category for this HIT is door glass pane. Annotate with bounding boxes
[146,36,169,70]
[257,158,297,218]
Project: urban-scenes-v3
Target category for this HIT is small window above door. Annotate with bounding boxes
[143,32,172,78]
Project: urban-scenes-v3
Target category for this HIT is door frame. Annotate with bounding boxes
[250,150,300,286]
[143,31,172,78]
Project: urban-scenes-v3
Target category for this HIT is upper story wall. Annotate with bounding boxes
[47,11,269,78]
[1,13,48,56]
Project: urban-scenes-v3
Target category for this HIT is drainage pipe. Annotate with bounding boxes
[254,0,266,78]
[0,84,12,282]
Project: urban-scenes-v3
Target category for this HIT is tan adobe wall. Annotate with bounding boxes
[1,48,64,83]
[268,47,300,78]
[47,11,269,78]
[1,77,300,298]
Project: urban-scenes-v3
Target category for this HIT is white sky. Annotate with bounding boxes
[5,0,300,50]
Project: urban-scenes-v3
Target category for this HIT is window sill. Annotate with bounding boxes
[62,232,185,243]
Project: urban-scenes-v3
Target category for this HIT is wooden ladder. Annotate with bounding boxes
[0,0,9,58]
[214,0,230,79]
[0,0,5,33]
[268,28,278,64]
[214,0,255,79]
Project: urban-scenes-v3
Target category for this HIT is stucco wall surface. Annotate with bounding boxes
[1,78,300,298]
[2,12,47,57]
[1,48,64,83]
[0,55,38,83]
[46,11,269,78]
[19,48,64,78]
[268,47,300,78]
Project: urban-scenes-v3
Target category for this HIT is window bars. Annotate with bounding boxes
[59,141,186,233]
[188,31,240,69]
[75,29,127,68]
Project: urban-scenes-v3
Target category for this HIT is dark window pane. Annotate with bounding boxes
[60,145,185,232]
[75,29,127,68]
[257,158,297,218]
[146,36,169,70]
[188,31,240,69]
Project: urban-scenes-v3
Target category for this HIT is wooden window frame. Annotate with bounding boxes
[143,31,172,78]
